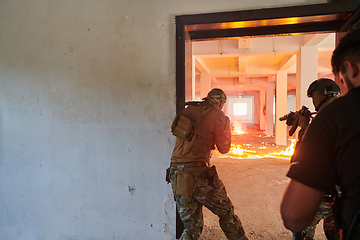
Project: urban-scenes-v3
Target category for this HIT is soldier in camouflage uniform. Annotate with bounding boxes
[167,88,248,240]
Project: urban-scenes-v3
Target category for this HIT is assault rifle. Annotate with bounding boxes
[279,106,315,136]
[180,101,202,107]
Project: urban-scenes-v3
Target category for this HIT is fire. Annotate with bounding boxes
[231,121,245,135]
[218,121,297,160]
[216,137,297,160]
[268,138,297,158]
[227,144,262,159]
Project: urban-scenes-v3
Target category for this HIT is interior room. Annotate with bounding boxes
[1,1,359,239]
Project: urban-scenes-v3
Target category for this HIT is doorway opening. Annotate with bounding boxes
[175,1,360,238]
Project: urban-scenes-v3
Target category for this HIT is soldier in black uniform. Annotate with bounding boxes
[295,79,341,240]
[281,29,360,240]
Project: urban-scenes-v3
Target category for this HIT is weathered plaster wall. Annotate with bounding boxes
[0,0,326,239]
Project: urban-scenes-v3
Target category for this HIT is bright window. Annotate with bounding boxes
[233,103,247,116]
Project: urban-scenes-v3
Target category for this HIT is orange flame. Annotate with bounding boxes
[217,138,297,160]
[232,121,245,135]
[227,144,262,159]
[268,138,296,158]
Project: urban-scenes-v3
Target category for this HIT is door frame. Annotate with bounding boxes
[174,1,360,238]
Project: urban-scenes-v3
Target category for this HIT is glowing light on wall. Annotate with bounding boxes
[233,103,247,116]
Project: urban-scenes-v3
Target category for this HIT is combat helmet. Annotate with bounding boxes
[307,78,341,111]
[307,78,341,98]
[204,88,227,105]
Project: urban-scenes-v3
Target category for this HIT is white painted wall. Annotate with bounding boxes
[0,0,327,239]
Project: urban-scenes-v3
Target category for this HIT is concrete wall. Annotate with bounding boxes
[0,0,326,239]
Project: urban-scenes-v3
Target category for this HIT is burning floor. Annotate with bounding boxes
[215,126,295,160]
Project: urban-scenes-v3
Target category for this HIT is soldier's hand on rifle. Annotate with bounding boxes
[298,115,310,129]
[298,107,311,129]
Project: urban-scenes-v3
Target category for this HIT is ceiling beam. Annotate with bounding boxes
[278,55,296,71]
[238,56,248,72]
[302,33,330,46]
[211,76,218,83]
[238,39,251,49]
[193,38,303,56]
[194,51,297,59]
[194,57,210,73]
[209,65,279,77]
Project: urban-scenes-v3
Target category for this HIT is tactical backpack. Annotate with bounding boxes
[171,113,195,141]
[171,105,214,141]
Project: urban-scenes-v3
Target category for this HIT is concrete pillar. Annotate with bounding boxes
[260,88,266,131]
[275,71,287,145]
[200,73,211,100]
[191,56,196,100]
[296,46,318,113]
[265,79,274,136]
[254,91,260,129]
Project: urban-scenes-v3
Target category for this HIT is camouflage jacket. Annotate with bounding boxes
[171,102,231,163]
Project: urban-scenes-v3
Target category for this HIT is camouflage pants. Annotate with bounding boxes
[169,166,247,240]
[302,201,335,239]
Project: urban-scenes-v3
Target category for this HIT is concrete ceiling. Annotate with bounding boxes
[193,32,335,97]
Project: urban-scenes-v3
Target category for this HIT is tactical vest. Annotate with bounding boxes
[170,103,217,162]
